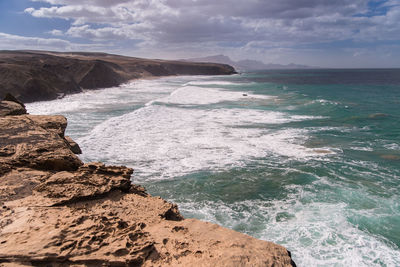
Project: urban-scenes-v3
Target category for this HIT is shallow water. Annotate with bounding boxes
[27,69,400,266]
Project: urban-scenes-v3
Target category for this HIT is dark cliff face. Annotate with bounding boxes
[0,51,237,103]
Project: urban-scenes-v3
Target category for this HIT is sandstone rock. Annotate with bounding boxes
[33,163,133,206]
[0,114,82,174]
[0,191,294,266]
[0,168,50,205]
[0,93,27,116]
[3,92,26,108]
[65,136,82,154]
[27,115,68,137]
[0,101,26,116]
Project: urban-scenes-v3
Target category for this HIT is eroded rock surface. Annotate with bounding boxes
[0,100,295,266]
[0,101,26,116]
[0,115,82,175]
[65,136,82,154]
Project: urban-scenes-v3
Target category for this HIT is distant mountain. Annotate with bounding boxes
[185,55,315,71]
[185,55,237,66]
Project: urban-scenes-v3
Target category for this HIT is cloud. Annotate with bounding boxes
[48,29,63,36]
[25,1,178,25]
[0,32,109,51]
[65,24,150,41]
[25,0,400,45]
[18,0,400,66]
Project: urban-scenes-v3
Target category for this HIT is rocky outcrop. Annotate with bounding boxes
[0,51,237,103]
[0,101,26,116]
[0,93,27,116]
[0,98,295,266]
[0,114,82,175]
[65,136,82,154]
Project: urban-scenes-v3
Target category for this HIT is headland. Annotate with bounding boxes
[0,50,236,103]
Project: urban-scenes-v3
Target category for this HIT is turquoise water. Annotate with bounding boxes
[27,69,400,266]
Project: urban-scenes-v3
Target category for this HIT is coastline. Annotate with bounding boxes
[0,50,236,103]
[0,94,296,265]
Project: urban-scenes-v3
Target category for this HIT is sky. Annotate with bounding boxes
[0,0,400,68]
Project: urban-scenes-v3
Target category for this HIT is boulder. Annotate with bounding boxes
[0,93,27,116]
[0,101,26,116]
[3,93,25,108]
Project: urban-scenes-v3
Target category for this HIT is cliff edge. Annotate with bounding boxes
[0,50,236,103]
[0,97,295,266]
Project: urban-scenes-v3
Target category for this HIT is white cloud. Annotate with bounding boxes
[0,32,109,51]
[48,29,63,36]
[65,23,152,40]
[25,0,400,45]
[26,0,178,25]
[18,0,400,67]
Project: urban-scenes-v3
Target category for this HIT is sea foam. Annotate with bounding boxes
[78,103,328,181]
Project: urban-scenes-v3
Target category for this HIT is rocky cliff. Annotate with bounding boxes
[0,50,237,103]
[0,98,295,266]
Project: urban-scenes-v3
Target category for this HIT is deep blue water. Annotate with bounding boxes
[27,69,400,266]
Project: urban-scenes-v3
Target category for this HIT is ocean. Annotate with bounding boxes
[27,69,400,266]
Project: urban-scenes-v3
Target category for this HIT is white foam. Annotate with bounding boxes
[152,85,272,105]
[26,74,333,182]
[312,99,340,105]
[262,201,400,266]
[307,126,355,134]
[25,76,198,115]
[184,80,238,86]
[383,143,400,150]
[178,194,400,267]
[26,74,331,180]
[349,141,374,152]
[78,105,330,180]
[350,146,374,151]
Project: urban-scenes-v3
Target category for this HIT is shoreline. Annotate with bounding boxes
[51,73,240,104]
[0,50,236,103]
